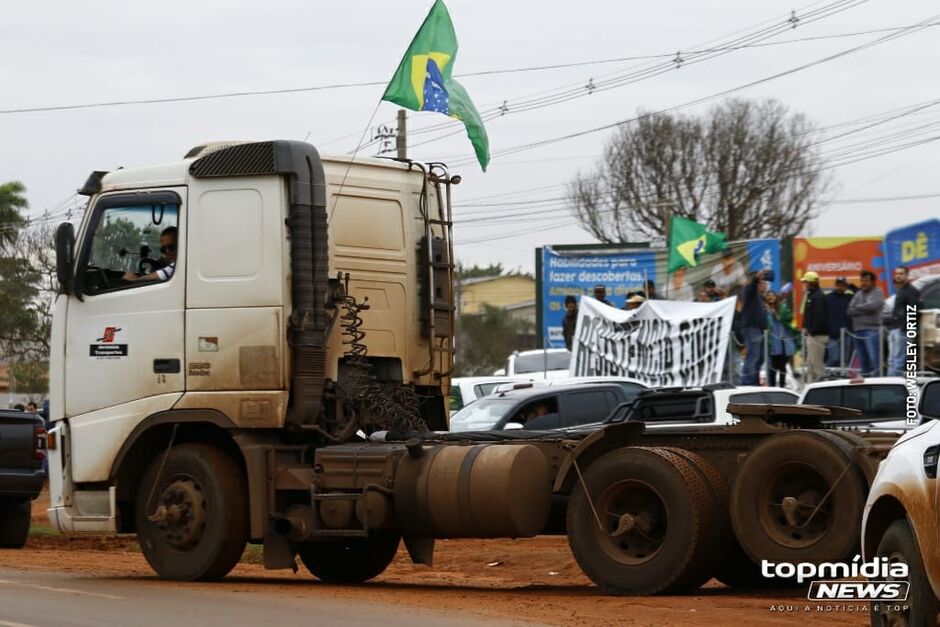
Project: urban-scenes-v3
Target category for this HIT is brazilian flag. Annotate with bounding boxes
[667,216,727,273]
[383,0,490,171]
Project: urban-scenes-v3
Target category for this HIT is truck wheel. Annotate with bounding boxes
[661,447,730,589]
[870,519,940,627]
[566,447,715,595]
[0,499,31,548]
[296,531,400,583]
[136,443,248,581]
[730,431,866,565]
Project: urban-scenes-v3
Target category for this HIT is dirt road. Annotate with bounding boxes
[0,495,869,626]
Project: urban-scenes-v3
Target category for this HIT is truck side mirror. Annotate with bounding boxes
[55,222,75,295]
[920,380,940,421]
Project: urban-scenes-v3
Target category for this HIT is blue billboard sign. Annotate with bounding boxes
[882,219,940,294]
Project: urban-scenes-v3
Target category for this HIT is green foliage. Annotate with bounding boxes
[11,360,48,394]
[456,262,504,281]
[454,304,534,376]
[0,182,28,252]
[0,181,44,359]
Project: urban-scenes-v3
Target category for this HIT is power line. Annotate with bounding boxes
[447,13,940,167]
[2,1,877,118]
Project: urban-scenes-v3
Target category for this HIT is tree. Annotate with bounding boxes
[455,262,504,281]
[0,182,44,360]
[570,99,831,243]
[454,305,534,376]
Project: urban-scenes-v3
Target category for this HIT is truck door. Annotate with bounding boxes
[65,190,186,420]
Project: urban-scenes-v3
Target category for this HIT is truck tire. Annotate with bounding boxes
[730,430,866,566]
[661,447,730,589]
[870,519,940,627]
[296,531,400,583]
[0,499,31,548]
[136,443,248,581]
[566,447,715,595]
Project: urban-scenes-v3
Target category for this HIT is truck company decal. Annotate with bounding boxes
[571,297,734,386]
[90,326,128,359]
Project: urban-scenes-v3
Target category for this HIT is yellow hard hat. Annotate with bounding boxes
[801,271,820,282]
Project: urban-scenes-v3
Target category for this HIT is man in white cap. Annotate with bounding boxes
[800,271,829,383]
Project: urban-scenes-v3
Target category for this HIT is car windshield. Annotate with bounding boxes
[514,352,570,374]
[474,382,507,397]
[449,397,515,432]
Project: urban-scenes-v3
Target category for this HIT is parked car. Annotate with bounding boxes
[862,378,940,626]
[883,274,940,373]
[798,376,926,430]
[448,382,632,432]
[602,384,799,429]
[0,409,47,548]
[499,348,571,379]
[449,376,532,414]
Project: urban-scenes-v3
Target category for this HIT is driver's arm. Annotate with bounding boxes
[123,263,174,283]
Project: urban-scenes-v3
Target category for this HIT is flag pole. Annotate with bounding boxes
[663,203,672,299]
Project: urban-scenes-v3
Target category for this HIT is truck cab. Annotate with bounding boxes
[46,141,455,576]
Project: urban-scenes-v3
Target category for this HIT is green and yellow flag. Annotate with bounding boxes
[382,0,490,171]
[667,216,727,273]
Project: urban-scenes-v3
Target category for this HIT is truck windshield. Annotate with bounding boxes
[514,352,570,374]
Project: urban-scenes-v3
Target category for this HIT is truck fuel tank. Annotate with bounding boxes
[394,443,552,539]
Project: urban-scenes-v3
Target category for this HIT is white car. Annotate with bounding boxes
[799,377,919,431]
[862,378,940,626]
[449,376,532,414]
[501,348,571,379]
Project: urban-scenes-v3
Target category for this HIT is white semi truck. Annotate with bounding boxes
[46,140,901,595]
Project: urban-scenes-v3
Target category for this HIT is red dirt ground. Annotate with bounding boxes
[1,492,866,626]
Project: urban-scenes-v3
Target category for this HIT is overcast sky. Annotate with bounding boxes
[1,0,937,272]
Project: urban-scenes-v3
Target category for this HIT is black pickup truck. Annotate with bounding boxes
[0,409,46,548]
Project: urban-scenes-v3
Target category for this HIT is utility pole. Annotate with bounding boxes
[396,109,407,160]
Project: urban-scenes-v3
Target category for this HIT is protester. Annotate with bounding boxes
[669,267,694,301]
[711,248,746,296]
[825,277,854,367]
[562,295,578,351]
[625,293,646,310]
[765,290,796,387]
[702,279,722,302]
[644,279,658,300]
[26,401,38,413]
[847,270,885,377]
[13,403,25,411]
[801,271,829,383]
[593,284,612,307]
[886,265,922,376]
[739,270,768,385]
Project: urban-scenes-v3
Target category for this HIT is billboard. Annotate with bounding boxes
[791,236,885,324]
[882,219,940,294]
[540,239,780,348]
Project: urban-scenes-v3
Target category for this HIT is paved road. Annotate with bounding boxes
[0,568,536,627]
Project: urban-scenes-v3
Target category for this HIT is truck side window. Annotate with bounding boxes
[81,201,180,296]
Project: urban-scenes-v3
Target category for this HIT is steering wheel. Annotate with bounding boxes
[86,265,110,291]
[138,257,159,275]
